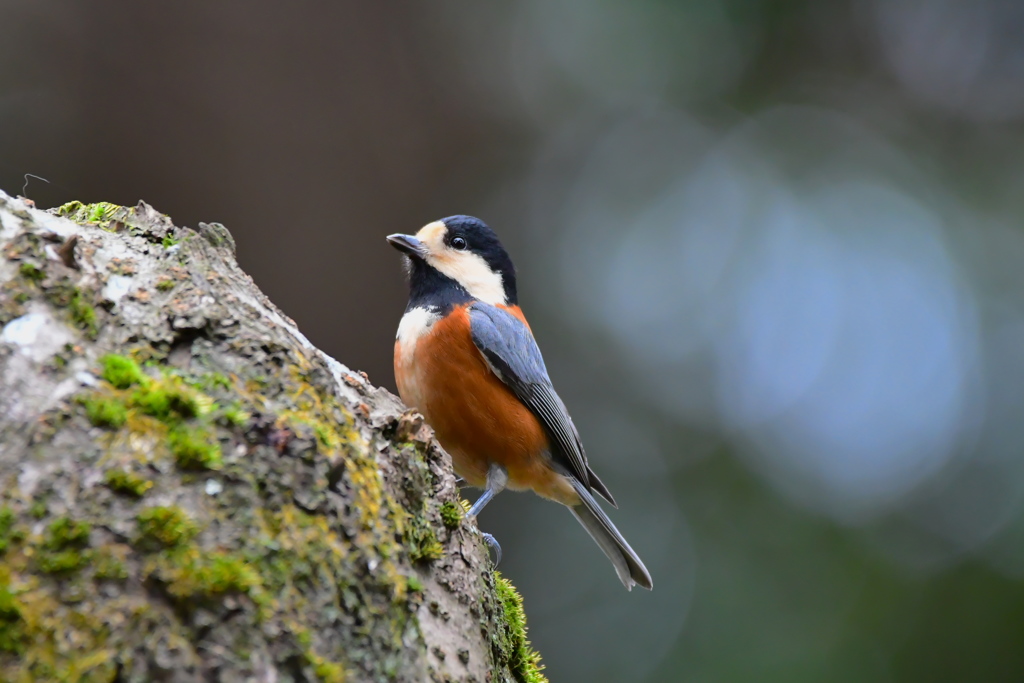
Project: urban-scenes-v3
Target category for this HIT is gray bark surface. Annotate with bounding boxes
[0,191,541,683]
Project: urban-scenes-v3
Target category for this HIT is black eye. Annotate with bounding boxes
[451,236,468,251]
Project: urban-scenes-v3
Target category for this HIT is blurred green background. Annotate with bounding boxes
[5,1,1024,681]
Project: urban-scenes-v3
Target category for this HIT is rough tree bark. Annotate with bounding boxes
[0,190,546,683]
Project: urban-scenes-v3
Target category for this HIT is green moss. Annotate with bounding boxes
[197,372,231,392]
[282,410,346,455]
[44,517,91,550]
[168,425,222,470]
[406,576,424,593]
[295,628,313,648]
[93,549,128,581]
[29,499,47,519]
[18,262,44,283]
[27,276,97,339]
[218,404,250,428]
[100,354,149,389]
[87,357,213,430]
[78,359,226,475]
[82,396,128,429]
[104,469,153,498]
[55,200,84,217]
[130,384,175,419]
[0,507,25,556]
[0,508,17,554]
[136,506,198,549]
[439,501,462,530]
[311,657,345,683]
[68,288,98,338]
[88,202,118,224]
[57,201,154,242]
[407,517,443,563]
[0,584,25,654]
[37,549,92,574]
[131,376,209,420]
[37,517,93,575]
[290,616,346,682]
[161,235,179,248]
[158,551,261,601]
[59,201,122,227]
[155,277,176,291]
[495,574,547,683]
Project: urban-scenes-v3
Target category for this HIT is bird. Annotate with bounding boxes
[387,215,653,590]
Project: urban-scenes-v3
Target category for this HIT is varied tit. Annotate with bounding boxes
[387,216,652,590]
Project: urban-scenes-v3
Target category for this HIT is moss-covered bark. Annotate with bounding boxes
[0,191,545,683]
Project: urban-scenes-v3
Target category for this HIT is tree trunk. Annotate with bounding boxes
[0,191,545,683]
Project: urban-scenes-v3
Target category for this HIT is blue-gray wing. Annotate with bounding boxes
[468,303,616,505]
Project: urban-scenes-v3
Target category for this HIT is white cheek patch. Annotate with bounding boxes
[415,221,507,305]
[426,251,506,305]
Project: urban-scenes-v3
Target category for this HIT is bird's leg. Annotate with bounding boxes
[467,463,507,517]
[468,464,507,566]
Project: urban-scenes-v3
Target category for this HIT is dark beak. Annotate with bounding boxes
[386,234,427,258]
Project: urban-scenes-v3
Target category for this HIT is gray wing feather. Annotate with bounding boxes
[468,303,593,491]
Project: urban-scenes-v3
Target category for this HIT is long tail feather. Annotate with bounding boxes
[568,479,653,591]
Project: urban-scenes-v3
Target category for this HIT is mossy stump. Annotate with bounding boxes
[0,192,545,683]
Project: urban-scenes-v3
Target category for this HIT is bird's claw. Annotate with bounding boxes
[481,532,502,567]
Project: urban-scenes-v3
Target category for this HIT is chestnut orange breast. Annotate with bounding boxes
[394,304,554,492]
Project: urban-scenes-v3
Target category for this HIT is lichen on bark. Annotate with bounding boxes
[0,192,546,682]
